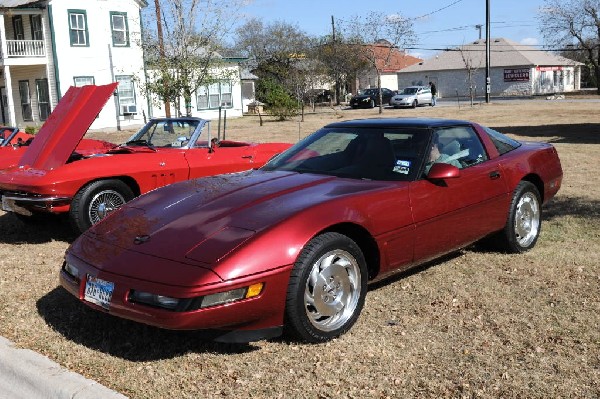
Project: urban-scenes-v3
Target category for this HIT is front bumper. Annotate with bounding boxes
[390,98,415,107]
[59,252,293,342]
[1,192,71,215]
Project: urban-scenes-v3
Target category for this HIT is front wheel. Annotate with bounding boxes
[69,179,135,234]
[498,181,542,253]
[284,232,368,343]
[412,100,418,108]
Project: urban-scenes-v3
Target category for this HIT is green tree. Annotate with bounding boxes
[256,78,297,121]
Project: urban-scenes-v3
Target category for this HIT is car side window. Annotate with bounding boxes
[434,126,488,169]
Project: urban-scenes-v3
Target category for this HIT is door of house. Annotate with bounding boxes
[0,87,6,124]
[36,79,51,121]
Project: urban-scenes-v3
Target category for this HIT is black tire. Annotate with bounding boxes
[497,181,542,253]
[284,232,368,343]
[69,179,135,234]
[411,100,418,108]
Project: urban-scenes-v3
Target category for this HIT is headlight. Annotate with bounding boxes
[63,261,80,279]
[129,291,180,310]
[201,283,264,309]
[128,282,264,311]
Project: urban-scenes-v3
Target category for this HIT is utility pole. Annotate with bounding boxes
[331,15,340,105]
[154,0,171,117]
[485,0,491,103]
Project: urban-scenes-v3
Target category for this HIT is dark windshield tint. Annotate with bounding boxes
[402,87,418,94]
[483,126,521,155]
[262,127,431,181]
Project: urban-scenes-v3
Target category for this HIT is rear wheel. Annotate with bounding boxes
[284,232,367,343]
[69,179,135,234]
[498,181,541,253]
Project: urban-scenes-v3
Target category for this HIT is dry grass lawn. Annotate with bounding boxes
[1,98,599,398]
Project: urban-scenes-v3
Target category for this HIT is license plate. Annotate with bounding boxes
[84,275,115,310]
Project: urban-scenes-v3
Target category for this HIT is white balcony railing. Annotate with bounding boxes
[5,39,45,57]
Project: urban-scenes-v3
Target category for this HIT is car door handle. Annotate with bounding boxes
[489,170,501,180]
[242,155,253,159]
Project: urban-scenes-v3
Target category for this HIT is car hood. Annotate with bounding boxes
[352,95,372,100]
[82,170,393,267]
[393,94,416,99]
[18,83,118,170]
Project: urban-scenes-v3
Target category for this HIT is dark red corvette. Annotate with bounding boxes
[60,118,563,343]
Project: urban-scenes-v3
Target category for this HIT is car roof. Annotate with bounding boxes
[323,118,475,129]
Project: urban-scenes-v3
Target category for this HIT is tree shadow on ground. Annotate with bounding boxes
[491,123,600,145]
[543,194,600,221]
[0,212,76,244]
[36,287,259,361]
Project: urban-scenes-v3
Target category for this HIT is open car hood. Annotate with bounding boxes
[18,83,118,170]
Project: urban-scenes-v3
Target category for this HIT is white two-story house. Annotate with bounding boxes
[1,0,147,130]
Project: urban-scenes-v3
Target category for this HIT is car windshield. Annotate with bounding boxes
[262,127,431,181]
[361,89,378,96]
[125,120,201,148]
[402,87,419,95]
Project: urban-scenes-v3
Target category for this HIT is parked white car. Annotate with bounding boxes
[390,86,433,108]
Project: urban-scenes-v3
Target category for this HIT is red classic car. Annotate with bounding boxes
[59,118,562,343]
[0,84,291,233]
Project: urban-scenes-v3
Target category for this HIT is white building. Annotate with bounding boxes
[147,60,245,120]
[1,0,147,130]
[398,38,583,98]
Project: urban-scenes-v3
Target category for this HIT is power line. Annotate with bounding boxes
[411,0,465,21]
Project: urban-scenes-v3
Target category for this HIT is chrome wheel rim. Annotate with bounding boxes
[304,249,361,332]
[88,189,126,224]
[514,192,540,247]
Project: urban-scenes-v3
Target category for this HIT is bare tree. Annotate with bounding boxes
[458,46,480,105]
[538,0,600,93]
[314,35,369,105]
[341,11,415,113]
[141,0,243,116]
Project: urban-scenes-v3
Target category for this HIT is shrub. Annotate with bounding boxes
[257,79,298,121]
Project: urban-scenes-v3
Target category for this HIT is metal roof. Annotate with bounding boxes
[401,38,583,73]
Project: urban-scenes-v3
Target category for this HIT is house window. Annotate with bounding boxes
[115,75,136,114]
[30,15,43,40]
[110,12,129,47]
[196,82,234,110]
[73,76,95,87]
[36,79,51,121]
[68,10,89,46]
[18,80,33,121]
[12,16,24,40]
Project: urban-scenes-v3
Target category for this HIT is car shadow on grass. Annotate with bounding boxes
[36,287,260,360]
[492,123,600,144]
[0,212,76,244]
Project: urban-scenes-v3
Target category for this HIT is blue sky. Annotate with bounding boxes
[241,0,547,59]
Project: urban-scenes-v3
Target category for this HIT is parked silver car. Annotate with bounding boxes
[390,86,433,108]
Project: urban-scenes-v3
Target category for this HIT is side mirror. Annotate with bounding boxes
[427,162,460,180]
